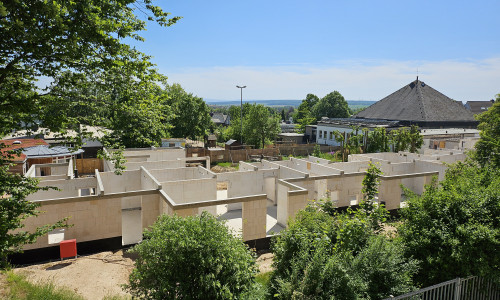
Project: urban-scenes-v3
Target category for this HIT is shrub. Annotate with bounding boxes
[125,212,257,299]
[399,161,500,286]
[269,205,417,299]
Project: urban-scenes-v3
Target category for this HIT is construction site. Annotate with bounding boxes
[13,146,466,263]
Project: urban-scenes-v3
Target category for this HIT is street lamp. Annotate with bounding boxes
[236,85,246,145]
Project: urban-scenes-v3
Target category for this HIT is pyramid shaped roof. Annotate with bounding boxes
[355,79,475,122]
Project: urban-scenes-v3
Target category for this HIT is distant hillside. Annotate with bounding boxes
[206,99,375,107]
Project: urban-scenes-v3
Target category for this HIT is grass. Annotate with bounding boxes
[255,271,272,286]
[242,271,273,300]
[1,271,130,300]
[216,162,239,170]
[2,270,84,300]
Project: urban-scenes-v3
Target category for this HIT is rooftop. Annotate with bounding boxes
[354,78,475,122]
[318,118,401,128]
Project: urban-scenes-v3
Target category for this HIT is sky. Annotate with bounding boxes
[128,0,500,102]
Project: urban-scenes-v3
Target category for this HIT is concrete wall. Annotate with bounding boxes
[217,169,279,210]
[276,181,308,227]
[99,170,142,193]
[22,197,122,250]
[125,160,185,170]
[27,177,98,200]
[149,167,213,182]
[123,148,185,162]
[161,178,217,214]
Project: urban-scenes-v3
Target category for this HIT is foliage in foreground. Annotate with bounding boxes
[270,204,417,299]
[398,160,500,286]
[125,212,257,300]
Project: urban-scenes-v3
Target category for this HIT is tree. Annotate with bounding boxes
[270,204,417,299]
[391,128,410,152]
[125,212,257,299]
[345,126,364,155]
[474,97,500,167]
[0,0,179,265]
[293,94,319,132]
[408,125,423,153]
[362,162,382,202]
[312,91,350,121]
[0,0,180,137]
[165,83,212,140]
[398,161,500,286]
[333,130,347,161]
[243,104,281,148]
[367,127,390,153]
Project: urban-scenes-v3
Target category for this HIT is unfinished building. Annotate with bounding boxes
[15,147,466,260]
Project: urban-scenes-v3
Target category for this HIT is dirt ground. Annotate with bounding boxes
[7,250,274,300]
[13,250,135,299]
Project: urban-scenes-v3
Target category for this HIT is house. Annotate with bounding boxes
[161,138,186,148]
[304,125,317,143]
[1,139,48,174]
[278,133,305,144]
[316,118,401,147]
[225,139,243,150]
[280,122,298,133]
[4,125,107,158]
[354,78,477,128]
[464,100,495,115]
[0,139,83,175]
[211,113,231,126]
[206,134,217,148]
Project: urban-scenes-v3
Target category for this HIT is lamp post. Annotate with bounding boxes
[236,85,246,145]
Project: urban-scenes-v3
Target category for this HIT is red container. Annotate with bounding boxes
[59,239,77,260]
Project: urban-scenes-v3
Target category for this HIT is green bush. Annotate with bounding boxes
[125,212,257,300]
[399,161,500,286]
[269,205,417,299]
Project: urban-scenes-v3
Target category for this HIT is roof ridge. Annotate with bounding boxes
[416,80,427,120]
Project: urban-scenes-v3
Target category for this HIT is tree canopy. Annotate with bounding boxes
[312,91,350,121]
[243,104,281,148]
[0,0,180,138]
[474,96,500,168]
[0,0,179,265]
[164,83,212,140]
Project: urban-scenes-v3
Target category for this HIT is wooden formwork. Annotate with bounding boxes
[76,158,103,174]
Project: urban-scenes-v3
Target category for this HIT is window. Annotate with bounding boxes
[319,131,323,139]
[329,132,333,140]
[53,156,71,164]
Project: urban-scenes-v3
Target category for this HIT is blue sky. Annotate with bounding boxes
[129,0,500,101]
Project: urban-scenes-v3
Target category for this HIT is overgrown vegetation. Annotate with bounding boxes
[269,202,417,299]
[398,161,500,286]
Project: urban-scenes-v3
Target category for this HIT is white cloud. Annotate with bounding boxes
[162,58,500,102]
